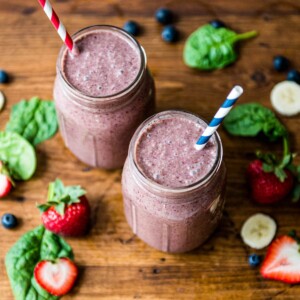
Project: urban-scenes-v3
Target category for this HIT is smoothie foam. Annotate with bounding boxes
[135,115,217,188]
[63,29,141,97]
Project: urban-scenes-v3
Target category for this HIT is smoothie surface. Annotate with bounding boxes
[135,115,218,188]
[63,29,141,97]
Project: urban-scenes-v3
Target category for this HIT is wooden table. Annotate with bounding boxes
[1,0,300,299]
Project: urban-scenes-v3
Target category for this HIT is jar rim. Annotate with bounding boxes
[128,110,223,194]
[56,25,146,101]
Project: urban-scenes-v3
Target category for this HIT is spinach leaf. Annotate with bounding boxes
[6,97,58,146]
[183,24,257,70]
[5,226,74,300]
[0,131,36,180]
[223,103,287,141]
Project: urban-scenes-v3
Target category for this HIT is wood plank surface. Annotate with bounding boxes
[1,0,300,299]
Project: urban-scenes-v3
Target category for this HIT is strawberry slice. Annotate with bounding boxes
[260,235,300,284]
[34,257,78,296]
[0,161,13,198]
[0,174,12,198]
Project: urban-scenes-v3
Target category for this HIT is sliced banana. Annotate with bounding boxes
[241,213,277,249]
[0,91,5,112]
[270,81,300,116]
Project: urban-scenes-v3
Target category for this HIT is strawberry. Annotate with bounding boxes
[38,179,90,236]
[34,257,78,296]
[247,159,294,204]
[0,161,14,198]
[260,235,300,284]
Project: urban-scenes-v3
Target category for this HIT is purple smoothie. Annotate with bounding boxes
[54,26,155,169]
[136,116,217,188]
[63,30,141,97]
[122,111,226,253]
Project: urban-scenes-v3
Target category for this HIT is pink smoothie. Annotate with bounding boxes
[122,111,226,253]
[54,26,155,169]
[63,30,141,97]
[136,116,217,188]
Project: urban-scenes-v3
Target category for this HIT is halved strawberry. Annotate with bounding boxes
[260,235,300,284]
[34,257,78,296]
[0,161,14,198]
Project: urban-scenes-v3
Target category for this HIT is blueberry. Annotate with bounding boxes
[123,21,140,36]
[273,55,290,72]
[155,8,173,25]
[287,69,300,84]
[162,25,179,43]
[0,70,9,84]
[248,254,261,267]
[2,213,18,229]
[210,19,226,29]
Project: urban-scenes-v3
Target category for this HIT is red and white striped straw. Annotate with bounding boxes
[37,0,78,55]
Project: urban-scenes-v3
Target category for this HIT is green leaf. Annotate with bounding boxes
[292,184,300,203]
[5,226,73,300]
[274,167,287,182]
[183,24,257,70]
[66,186,86,202]
[223,103,287,142]
[0,131,36,180]
[6,97,58,146]
[256,151,278,165]
[280,154,293,168]
[41,179,87,215]
[262,163,274,173]
[55,202,66,216]
[47,182,55,202]
[37,204,50,213]
[53,179,66,199]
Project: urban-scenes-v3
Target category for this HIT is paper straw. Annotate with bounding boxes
[37,0,78,55]
[195,85,244,150]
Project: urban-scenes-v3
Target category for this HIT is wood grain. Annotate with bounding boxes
[1,0,300,299]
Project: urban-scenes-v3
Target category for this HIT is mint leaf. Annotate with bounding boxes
[5,226,73,300]
[183,24,257,70]
[0,131,36,180]
[223,103,287,142]
[6,97,58,146]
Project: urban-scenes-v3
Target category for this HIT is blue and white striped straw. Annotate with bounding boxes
[195,85,244,150]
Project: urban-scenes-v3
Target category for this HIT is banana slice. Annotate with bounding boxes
[270,81,300,116]
[0,91,5,111]
[241,213,277,249]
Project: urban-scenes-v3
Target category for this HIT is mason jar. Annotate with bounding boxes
[54,25,155,169]
[122,110,227,253]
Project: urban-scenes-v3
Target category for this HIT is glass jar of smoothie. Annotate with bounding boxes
[122,110,226,253]
[54,25,155,169]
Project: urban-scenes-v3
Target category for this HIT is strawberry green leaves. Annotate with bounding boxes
[5,226,73,300]
[256,137,294,182]
[38,179,86,215]
[6,97,58,146]
[223,103,287,141]
[183,24,257,70]
[0,131,36,180]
